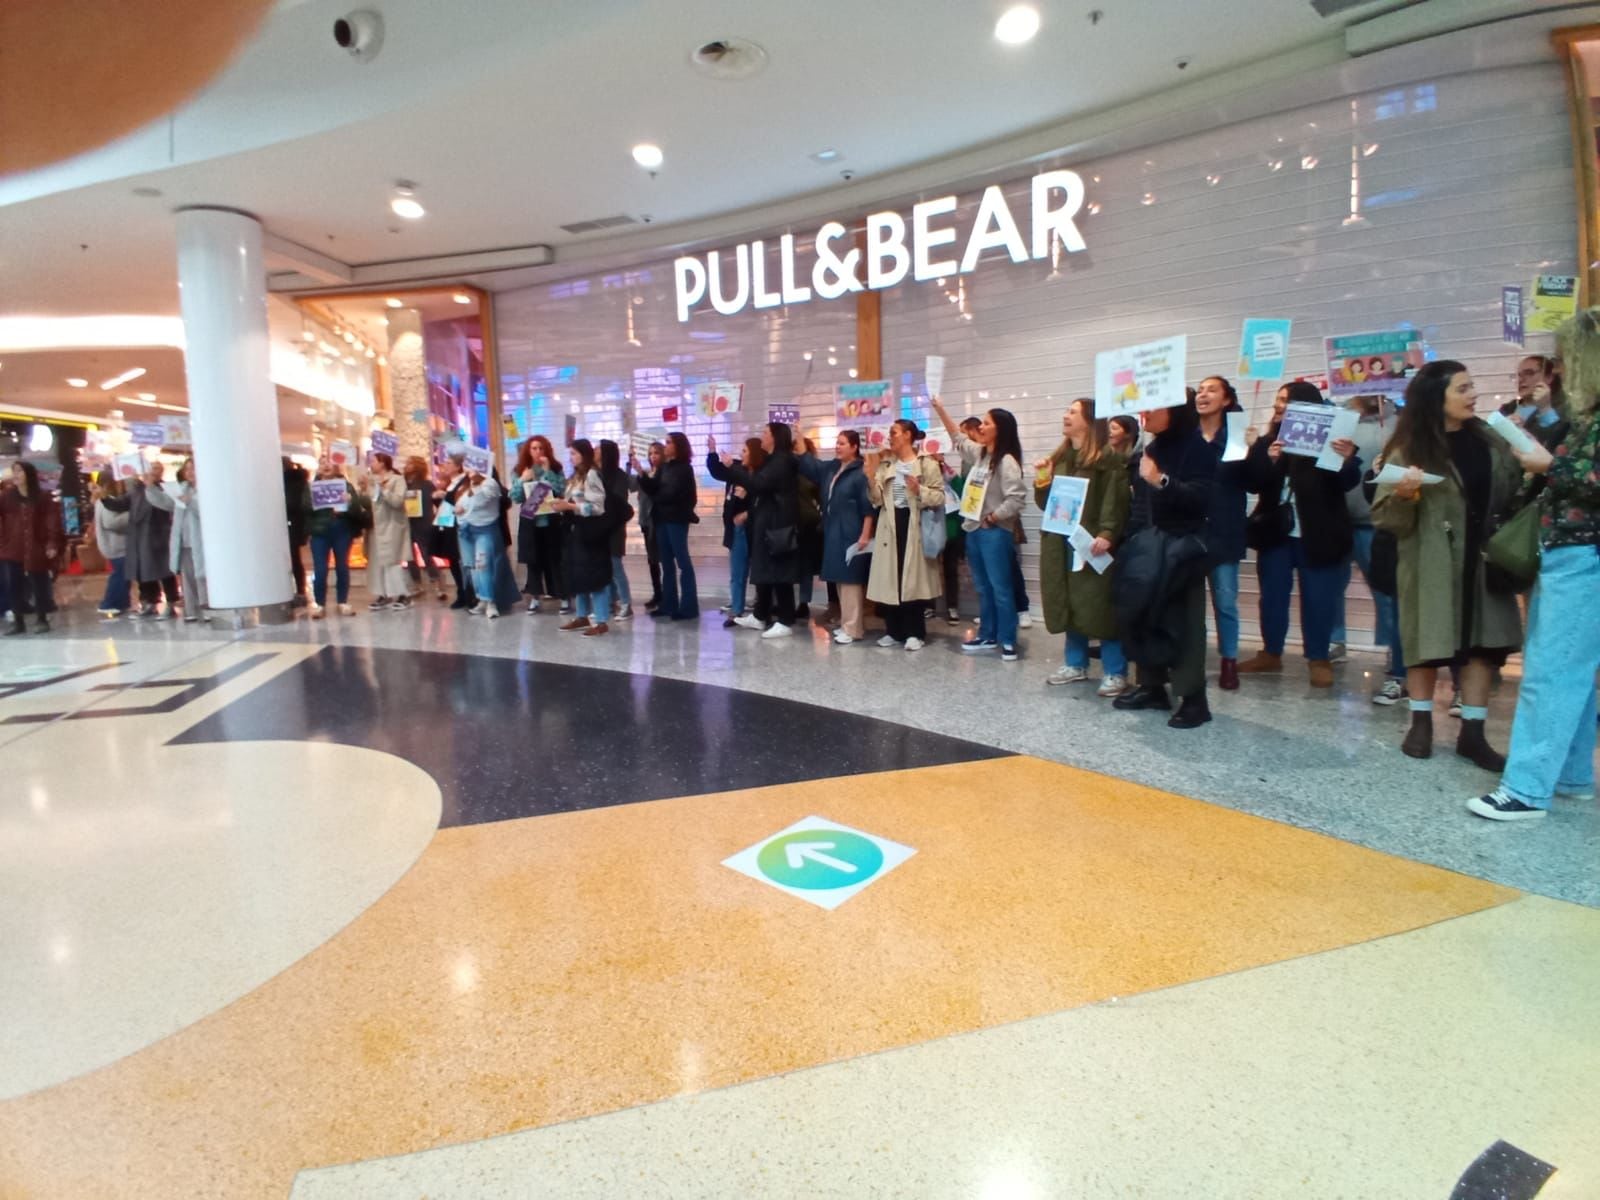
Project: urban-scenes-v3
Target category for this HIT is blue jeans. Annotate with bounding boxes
[576,585,612,620]
[1257,538,1343,661]
[967,526,1018,646]
[1502,546,1600,808]
[1067,631,1126,676]
[610,556,632,608]
[1351,526,1403,677]
[458,523,502,605]
[727,525,750,616]
[656,522,698,618]
[310,522,354,606]
[100,555,131,612]
[1208,562,1240,659]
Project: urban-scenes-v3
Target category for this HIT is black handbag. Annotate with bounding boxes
[1245,496,1293,552]
[763,523,798,557]
[1368,529,1398,596]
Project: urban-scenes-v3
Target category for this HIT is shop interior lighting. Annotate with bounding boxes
[385,298,403,309]
[99,367,146,390]
[1141,192,1156,206]
[136,392,155,401]
[1301,155,1319,171]
[65,378,88,388]
[119,395,157,408]
[1087,202,1101,215]
[994,5,1041,44]
[452,293,472,305]
[632,143,665,170]
[389,182,425,220]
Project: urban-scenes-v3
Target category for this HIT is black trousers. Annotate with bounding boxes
[884,507,927,641]
[138,576,181,606]
[641,523,663,604]
[289,536,307,595]
[529,522,565,597]
[941,534,964,612]
[1135,575,1208,700]
[753,582,795,626]
[2,561,55,620]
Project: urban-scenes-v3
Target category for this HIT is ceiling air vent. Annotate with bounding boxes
[690,37,769,81]
[1310,0,1419,15]
[559,214,640,236]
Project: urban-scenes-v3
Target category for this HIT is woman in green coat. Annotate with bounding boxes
[1372,361,1526,770]
[1036,398,1131,696]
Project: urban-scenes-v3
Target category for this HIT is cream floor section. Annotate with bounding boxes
[0,644,443,1100]
[292,895,1599,1200]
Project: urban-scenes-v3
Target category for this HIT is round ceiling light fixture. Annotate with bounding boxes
[389,180,425,220]
[632,143,664,171]
[385,297,403,309]
[994,5,1041,45]
[452,292,472,305]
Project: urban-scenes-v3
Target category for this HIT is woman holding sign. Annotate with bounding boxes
[511,436,566,613]
[1372,361,1525,769]
[799,430,875,644]
[367,453,412,610]
[865,421,944,649]
[932,398,1028,661]
[1036,400,1130,694]
[721,423,803,639]
[1193,377,1249,690]
[305,462,362,618]
[1239,381,1362,689]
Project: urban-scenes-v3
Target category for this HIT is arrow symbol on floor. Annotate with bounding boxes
[785,841,858,873]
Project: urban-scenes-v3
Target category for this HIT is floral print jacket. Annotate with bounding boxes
[1541,411,1600,549]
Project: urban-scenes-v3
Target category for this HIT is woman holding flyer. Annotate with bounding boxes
[402,456,445,602]
[305,462,364,618]
[931,397,1028,661]
[1238,381,1362,688]
[553,439,611,635]
[1193,376,1249,690]
[802,430,875,644]
[1036,399,1130,694]
[511,436,566,613]
[865,421,944,650]
[707,435,760,627]
[1372,361,1525,769]
[367,453,412,611]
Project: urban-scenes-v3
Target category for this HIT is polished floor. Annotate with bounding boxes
[1,588,1596,1198]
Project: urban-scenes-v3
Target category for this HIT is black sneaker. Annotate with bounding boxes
[1466,790,1547,821]
[1000,644,1019,662]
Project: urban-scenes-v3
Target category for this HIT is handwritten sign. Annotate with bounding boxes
[1237,318,1292,381]
[1094,334,1188,415]
[310,479,349,512]
[630,430,665,459]
[370,429,399,458]
[695,382,744,417]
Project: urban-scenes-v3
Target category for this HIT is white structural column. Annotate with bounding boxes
[174,207,292,608]
[385,308,430,461]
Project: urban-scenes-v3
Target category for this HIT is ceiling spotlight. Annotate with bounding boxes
[1140,192,1156,206]
[65,377,88,388]
[377,355,387,366]
[136,392,156,401]
[452,292,471,305]
[803,351,814,361]
[632,143,665,170]
[385,297,403,309]
[1301,155,1319,171]
[343,331,356,344]
[994,5,1041,45]
[827,355,838,366]
[1087,202,1102,215]
[847,368,859,379]
[1269,159,1284,172]
[99,367,146,390]
[365,348,376,358]
[390,181,425,220]
[1206,173,1222,186]
[809,148,842,164]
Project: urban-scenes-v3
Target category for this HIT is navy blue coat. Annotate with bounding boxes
[803,457,874,585]
[1198,419,1250,564]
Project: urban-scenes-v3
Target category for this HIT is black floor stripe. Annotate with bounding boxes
[1451,1140,1556,1199]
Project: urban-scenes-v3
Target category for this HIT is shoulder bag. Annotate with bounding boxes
[1484,503,1540,594]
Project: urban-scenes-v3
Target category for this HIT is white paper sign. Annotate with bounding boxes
[112,452,145,481]
[1094,334,1188,415]
[1373,463,1445,486]
[1067,524,1114,574]
[925,355,946,398]
[1222,412,1249,463]
[1039,474,1089,537]
[1313,409,1360,472]
[1485,410,1538,456]
[462,446,494,476]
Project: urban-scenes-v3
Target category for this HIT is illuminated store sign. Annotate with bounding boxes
[673,169,1087,322]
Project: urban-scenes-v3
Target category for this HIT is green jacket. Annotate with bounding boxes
[1372,426,1523,664]
[1034,447,1129,640]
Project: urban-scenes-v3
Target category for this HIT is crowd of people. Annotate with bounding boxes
[3,344,1594,825]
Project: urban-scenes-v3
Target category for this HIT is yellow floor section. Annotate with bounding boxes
[0,756,1517,1199]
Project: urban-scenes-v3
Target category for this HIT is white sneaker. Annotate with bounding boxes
[760,622,793,639]
[718,604,732,614]
[904,637,924,652]
[338,603,356,617]
[487,603,500,619]
[877,635,897,648]
[1046,666,1089,686]
[310,604,326,620]
[468,602,487,616]
[527,599,541,614]
[1372,678,1406,706]
[1017,611,1034,629]
[1328,641,1348,663]
[1448,693,1463,719]
[734,614,765,631]
[832,629,855,645]
[1097,674,1129,697]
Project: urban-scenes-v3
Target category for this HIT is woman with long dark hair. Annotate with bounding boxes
[598,439,635,620]
[511,435,566,613]
[636,431,700,620]
[0,460,64,634]
[631,441,665,612]
[553,438,612,635]
[1193,375,1248,689]
[402,455,445,602]
[723,422,803,639]
[799,429,876,644]
[1372,361,1524,769]
[1238,380,1362,688]
[931,397,1028,661]
[707,434,761,627]
[1036,399,1130,694]
[865,420,945,650]
[1113,394,1218,728]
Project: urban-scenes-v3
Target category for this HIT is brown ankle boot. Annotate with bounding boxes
[1456,719,1507,773]
[1308,660,1334,688]
[1401,711,1433,759]
[1238,651,1282,674]
[1219,657,1239,690]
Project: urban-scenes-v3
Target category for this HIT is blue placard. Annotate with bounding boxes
[1502,286,1525,348]
[1236,318,1292,381]
[129,421,166,446]
[370,429,399,457]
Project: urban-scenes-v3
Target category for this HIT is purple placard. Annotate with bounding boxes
[1502,285,1525,348]
[519,480,553,519]
[768,403,800,426]
[310,479,348,512]
[370,429,399,457]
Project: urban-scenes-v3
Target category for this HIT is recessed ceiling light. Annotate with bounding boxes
[632,143,665,170]
[389,181,425,220]
[385,298,403,309]
[452,293,471,305]
[99,367,146,390]
[810,148,842,164]
[994,5,1040,45]
[136,392,156,401]
[65,378,88,388]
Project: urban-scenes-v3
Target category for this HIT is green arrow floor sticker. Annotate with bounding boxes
[724,816,915,910]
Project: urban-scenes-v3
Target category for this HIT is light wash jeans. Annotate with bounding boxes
[610,556,632,608]
[1208,562,1240,659]
[1350,526,1403,677]
[1066,632,1127,677]
[576,585,612,620]
[967,526,1018,646]
[1501,546,1600,808]
[727,525,750,616]
[457,522,501,605]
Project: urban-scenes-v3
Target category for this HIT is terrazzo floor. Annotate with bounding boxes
[1,588,1595,1198]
